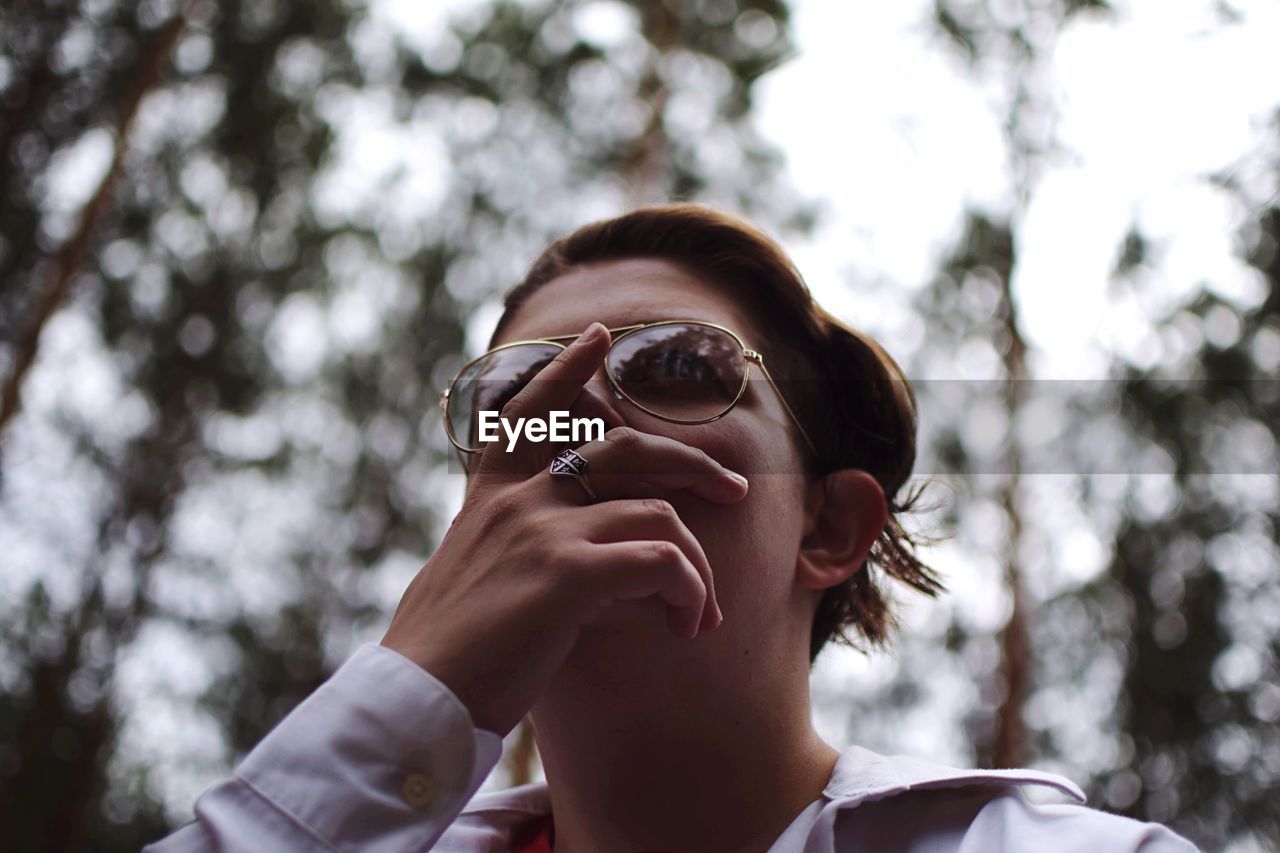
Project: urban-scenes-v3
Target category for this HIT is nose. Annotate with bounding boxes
[586,364,616,399]
[570,367,628,434]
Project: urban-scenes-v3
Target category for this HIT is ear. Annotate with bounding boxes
[796,470,888,591]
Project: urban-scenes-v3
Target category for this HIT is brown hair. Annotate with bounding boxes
[493,203,944,662]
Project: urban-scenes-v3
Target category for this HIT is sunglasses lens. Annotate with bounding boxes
[606,324,745,421]
[447,343,562,451]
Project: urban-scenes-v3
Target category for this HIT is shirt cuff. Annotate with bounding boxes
[233,643,503,853]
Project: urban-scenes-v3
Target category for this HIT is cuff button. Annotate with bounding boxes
[402,772,436,810]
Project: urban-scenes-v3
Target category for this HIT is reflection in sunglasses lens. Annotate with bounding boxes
[607,325,744,422]
[448,325,748,452]
[449,344,560,450]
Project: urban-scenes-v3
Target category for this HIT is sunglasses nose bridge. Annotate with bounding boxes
[585,364,624,403]
[564,367,628,438]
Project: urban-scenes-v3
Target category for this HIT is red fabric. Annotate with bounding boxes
[509,815,554,853]
[510,814,764,853]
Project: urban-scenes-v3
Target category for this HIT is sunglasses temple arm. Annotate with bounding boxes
[753,359,818,457]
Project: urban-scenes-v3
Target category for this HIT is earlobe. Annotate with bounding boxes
[797,470,888,591]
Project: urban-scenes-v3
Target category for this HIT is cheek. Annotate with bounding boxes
[672,474,807,633]
[670,426,809,608]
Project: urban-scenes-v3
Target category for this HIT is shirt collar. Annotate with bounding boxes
[460,744,1086,818]
[821,745,1086,804]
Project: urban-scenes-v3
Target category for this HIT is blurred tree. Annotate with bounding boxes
[908,210,1032,769]
[0,0,809,848]
[895,0,1120,773]
[1060,196,1280,846]
[896,2,1280,848]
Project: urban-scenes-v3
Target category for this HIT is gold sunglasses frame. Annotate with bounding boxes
[439,319,817,461]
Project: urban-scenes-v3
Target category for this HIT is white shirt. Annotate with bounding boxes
[147,645,1200,852]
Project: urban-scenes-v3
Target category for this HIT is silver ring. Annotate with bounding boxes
[549,448,596,501]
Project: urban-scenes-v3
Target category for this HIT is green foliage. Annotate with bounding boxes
[904,4,1280,847]
[0,0,808,847]
[1085,206,1280,845]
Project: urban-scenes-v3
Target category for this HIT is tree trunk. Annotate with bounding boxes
[0,14,186,442]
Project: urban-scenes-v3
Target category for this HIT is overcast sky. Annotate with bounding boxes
[368,0,1280,777]
[759,0,1279,378]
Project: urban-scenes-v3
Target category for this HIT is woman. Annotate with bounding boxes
[149,205,1196,852]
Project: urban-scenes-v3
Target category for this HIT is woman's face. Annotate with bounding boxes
[489,258,818,667]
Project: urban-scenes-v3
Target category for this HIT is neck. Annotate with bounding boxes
[529,631,838,853]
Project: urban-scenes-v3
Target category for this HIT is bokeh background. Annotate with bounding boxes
[2,0,1279,850]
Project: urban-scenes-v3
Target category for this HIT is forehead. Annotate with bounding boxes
[493,258,763,347]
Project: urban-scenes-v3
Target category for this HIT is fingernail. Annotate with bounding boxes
[578,322,607,344]
[715,604,725,626]
[726,471,748,489]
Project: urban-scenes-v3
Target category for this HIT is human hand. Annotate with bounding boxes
[381,323,747,736]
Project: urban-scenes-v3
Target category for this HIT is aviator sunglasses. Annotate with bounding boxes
[440,320,816,463]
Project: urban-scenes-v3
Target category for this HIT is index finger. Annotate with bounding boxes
[474,322,611,476]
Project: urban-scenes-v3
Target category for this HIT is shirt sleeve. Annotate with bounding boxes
[144,644,506,853]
